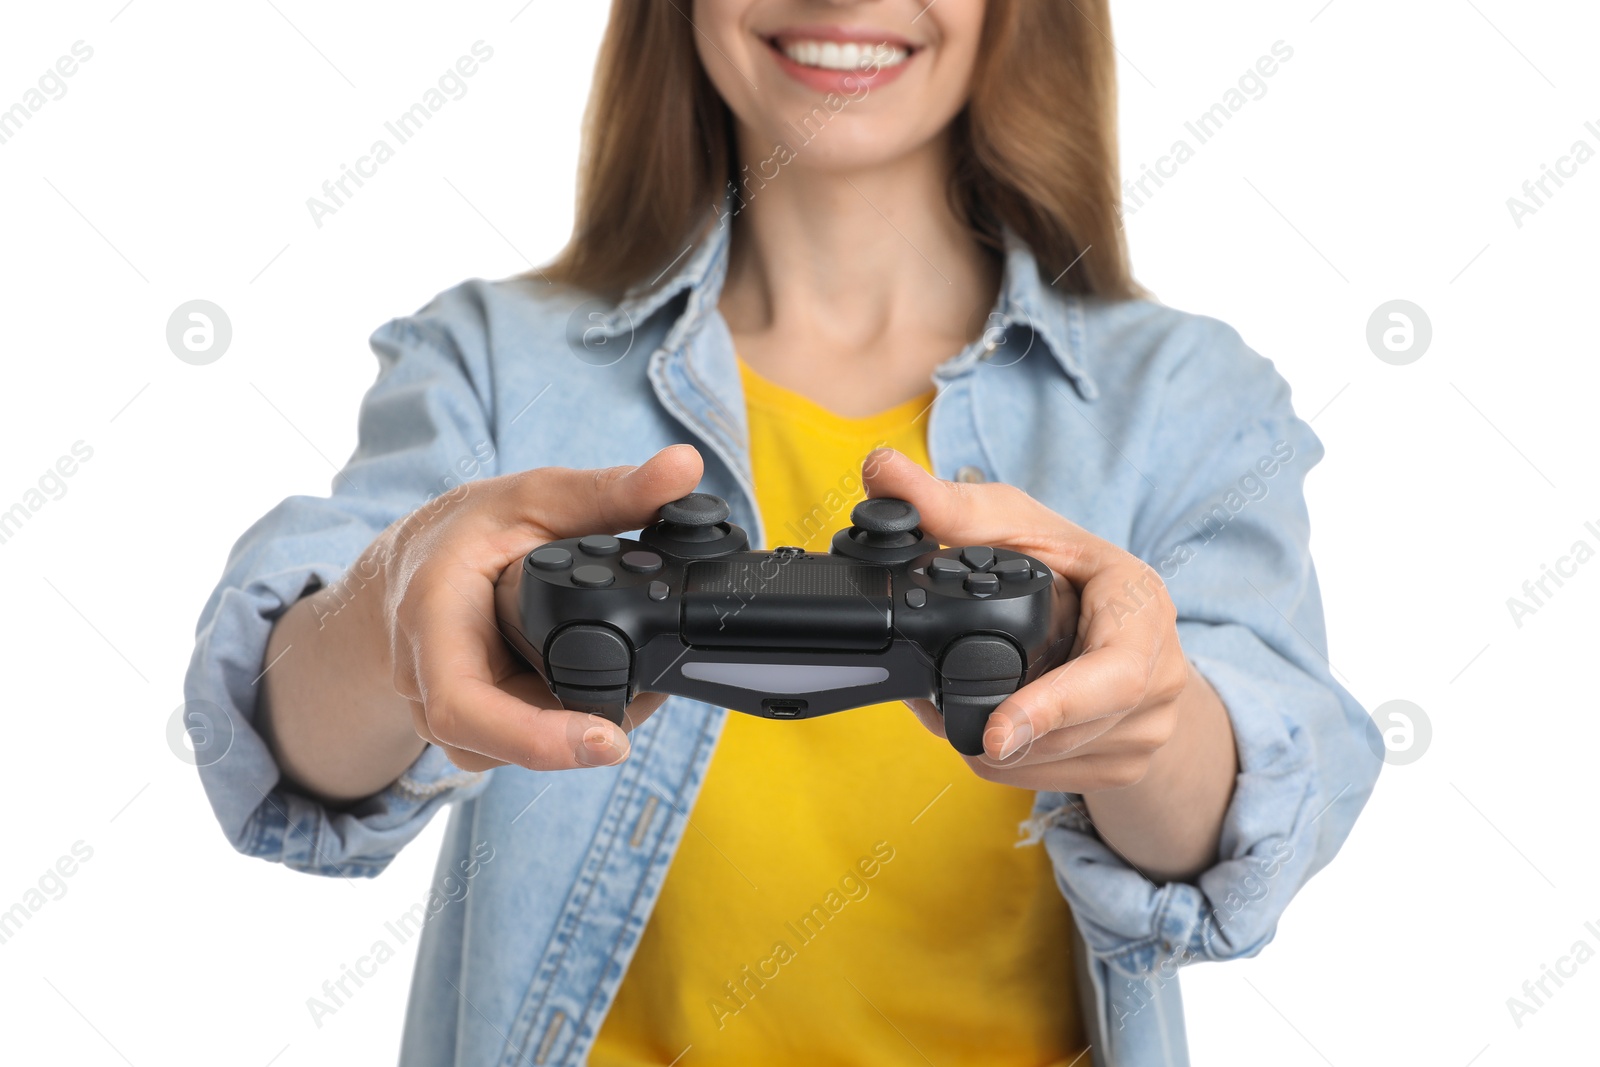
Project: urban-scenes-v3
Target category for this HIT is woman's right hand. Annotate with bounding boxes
[259,444,706,801]
[380,444,706,773]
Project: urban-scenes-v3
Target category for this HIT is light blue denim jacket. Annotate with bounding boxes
[186,217,1380,1066]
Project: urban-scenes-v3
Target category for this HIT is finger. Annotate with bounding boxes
[423,674,668,770]
[983,642,1156,759]
[409,700,507,772]
[967,698,1176,772]
[615,690,671,733]
[502,444,705,540]
[428,673,633,770]
[411,583,634,769]
[902,698,947,739]
[910,689,1118,770]
[963,751,1159,793]
[860,448,1116,584]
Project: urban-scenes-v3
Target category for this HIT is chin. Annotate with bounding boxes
[754,113,930,172]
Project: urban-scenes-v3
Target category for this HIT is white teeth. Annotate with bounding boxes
[780,39,909,71]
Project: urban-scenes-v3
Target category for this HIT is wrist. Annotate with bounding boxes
[1080,661,1238,883]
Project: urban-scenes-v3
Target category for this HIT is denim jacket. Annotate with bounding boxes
[186,216,1380,1066]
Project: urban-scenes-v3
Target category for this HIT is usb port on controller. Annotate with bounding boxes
[762,699,806,718]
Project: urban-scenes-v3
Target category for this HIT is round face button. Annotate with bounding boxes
[571,565,615,588]
[904,588,927,609]
[529,547,573,571]
[578,535,622,556]
[620,550,663,574]
[647,580,670,601]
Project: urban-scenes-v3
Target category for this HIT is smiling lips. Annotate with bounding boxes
[765,27,917,92]
[778,39,909,71]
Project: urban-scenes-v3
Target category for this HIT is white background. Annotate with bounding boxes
[1,2,1595,1065]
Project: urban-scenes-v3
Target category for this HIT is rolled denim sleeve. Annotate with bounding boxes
[185,285,501,877]
[1036,320,1382,977]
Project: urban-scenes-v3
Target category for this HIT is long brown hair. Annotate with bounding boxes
[546,0,1136,300]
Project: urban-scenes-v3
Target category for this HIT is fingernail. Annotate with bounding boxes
[994,719,1034,761]
[577,725,628,767]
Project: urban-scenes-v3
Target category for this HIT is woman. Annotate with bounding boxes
[188,1,1379,1064]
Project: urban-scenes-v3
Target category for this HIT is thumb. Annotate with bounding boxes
[863,448,1111,584]
[861,447,1045,548]
[514,444,706,538]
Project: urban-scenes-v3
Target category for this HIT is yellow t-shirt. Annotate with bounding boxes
[591,359,1086,1066]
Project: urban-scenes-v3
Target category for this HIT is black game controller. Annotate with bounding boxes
[494,493,1058,755]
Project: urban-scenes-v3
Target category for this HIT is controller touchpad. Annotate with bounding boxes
[680,662,891,692]
[681,558,892,650]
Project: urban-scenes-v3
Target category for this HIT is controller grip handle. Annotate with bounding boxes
[550,683,629,727]
[546,624,635,728]
[941,692,1005,756]
[938,636,1025,757]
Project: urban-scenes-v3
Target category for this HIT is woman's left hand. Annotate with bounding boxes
[863,449,1221,800]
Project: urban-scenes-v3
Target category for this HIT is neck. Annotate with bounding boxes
[717,127,999,367]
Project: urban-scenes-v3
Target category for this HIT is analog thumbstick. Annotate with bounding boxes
[659,493,730,529]
[831,497,936,562]
[850,498,921,536]
[640,492,749,558]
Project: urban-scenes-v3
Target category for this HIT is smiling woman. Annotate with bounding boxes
[185,0,1378,1064]
[550,0,1134,301]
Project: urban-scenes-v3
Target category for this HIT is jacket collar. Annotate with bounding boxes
[994,229,1098,401]
[598,209,1099,401]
